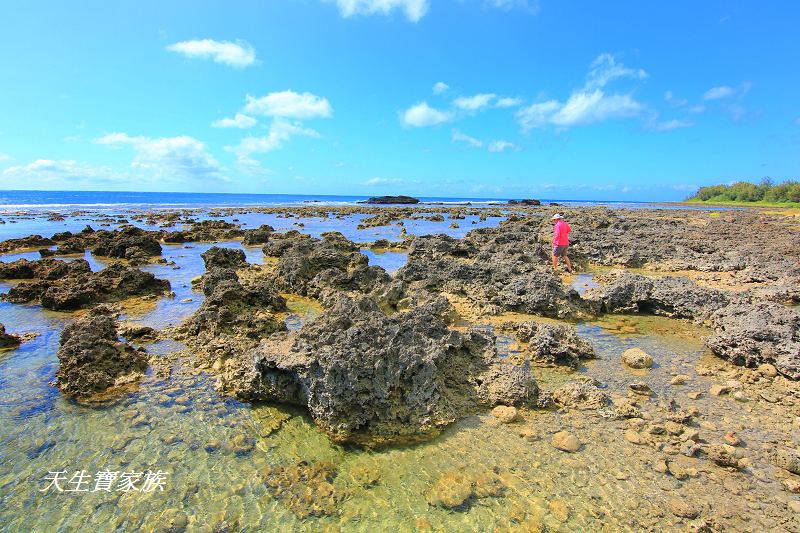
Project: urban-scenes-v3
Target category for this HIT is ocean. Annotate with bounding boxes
[0,189,673,211]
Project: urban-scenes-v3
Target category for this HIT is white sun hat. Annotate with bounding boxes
[551,214,563,220]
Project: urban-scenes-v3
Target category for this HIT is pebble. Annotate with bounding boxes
[548,500,570,522]
[667,498,699,518]
[724,432,741,446]
[758,363,778,377]
[783,478,800,493]
[687,391,702,400]
[629,381,653,396]
[624,429,643,445]
[670,375,690,385]
[491,405,518,424]
[709,384,731,396]
[551,431,581,453]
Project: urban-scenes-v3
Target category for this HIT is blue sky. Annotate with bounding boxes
[0,1,798,200]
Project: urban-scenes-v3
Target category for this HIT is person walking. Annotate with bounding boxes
[551,214,574,273]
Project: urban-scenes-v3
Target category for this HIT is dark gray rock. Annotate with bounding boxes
[706,302,800,379]
[221,295,537,446]
[55,308,148,400]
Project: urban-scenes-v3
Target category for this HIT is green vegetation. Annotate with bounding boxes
[688,179,800,206]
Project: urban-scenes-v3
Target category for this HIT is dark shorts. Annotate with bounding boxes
[553,245,569,257]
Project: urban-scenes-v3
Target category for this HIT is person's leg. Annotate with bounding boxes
[551,254,558,269]
[564,255,573,273]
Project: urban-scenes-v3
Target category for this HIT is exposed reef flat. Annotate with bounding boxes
[1,203,799,530]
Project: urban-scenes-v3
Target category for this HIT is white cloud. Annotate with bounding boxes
[664,90,687,107]
[585,53,647,91]
[334,0,429,22]
[703,86,735,100]
[243,90,333,120]
[400,102,453,127]
[516,54,647,131]
[95,133,224,181]
[211,113,257,129]
[516,100,561,130]
[362,177,402,185]
[166,39,256,68]
[686,105,705,114]
[453,93,496,112]
[433,81,449,94]
[226,120,320,168]
[0,153,10,162]
[486,0,540,14]
[552,91,643,126]
[361,176,421,186]
[2,159,124,186]
[488,140,518,152]
[649,118,694,132]
[451,129,483,148]
[496,96,523,108]
[518,91,643,131]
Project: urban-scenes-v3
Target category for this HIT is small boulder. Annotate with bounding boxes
[551,431,581,452]
[621,348,654,369]
[491,405,518,424]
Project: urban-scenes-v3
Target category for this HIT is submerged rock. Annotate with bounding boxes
[55,309,148,400]
[223,295,537,446]
[551,431,581,452]
[426,470,505,510]
[706,302,800,379]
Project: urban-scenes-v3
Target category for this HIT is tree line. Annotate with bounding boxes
[689,179,800,204]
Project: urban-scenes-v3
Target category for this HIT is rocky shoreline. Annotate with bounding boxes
[1,203,799,528]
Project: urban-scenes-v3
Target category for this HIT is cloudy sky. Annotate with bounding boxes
[0,1,798,200]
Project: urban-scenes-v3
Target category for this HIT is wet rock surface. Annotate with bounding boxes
[55,308,148,400]
[263,231,389,297]
[223,295,537,445]
[0,323,21,349]
[1,259,170,310]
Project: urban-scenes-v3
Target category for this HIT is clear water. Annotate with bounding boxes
[0,212,795,532]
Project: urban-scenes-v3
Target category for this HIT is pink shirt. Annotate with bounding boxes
[553,220,571,246]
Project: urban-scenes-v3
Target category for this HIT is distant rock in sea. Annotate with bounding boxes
[362,195,421,205]
[507,199,541,206]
